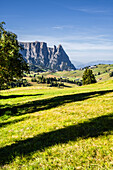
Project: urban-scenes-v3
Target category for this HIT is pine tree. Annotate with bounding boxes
[82,68,96,85]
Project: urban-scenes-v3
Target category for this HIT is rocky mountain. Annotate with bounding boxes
[19,41,75,71]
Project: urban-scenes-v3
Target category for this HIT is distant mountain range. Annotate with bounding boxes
[72,60,113,69]
[19,41,75,71]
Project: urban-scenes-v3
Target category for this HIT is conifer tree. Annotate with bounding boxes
[82,68,96,85]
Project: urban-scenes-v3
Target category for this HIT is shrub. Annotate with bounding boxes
[31,78,37,82]
[109,72,113,77]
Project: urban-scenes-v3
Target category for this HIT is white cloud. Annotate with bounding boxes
[62,42,113,50]
[18,34,113,62]
[52,26,64,30]
[67,50,113,62]
[52,25,74,30]
[68,7,110,14]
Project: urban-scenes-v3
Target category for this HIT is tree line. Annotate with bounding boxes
[31,75,82,87]
[31,69,97,87]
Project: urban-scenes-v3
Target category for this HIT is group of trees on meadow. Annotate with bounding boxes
[37,76,65,87]
[32,76,65,87]
[31,75,82,87]
[7,79,31,88]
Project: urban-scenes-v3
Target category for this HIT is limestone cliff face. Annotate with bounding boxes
[19,41,75,71]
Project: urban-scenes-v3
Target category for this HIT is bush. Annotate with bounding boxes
[31,78,37,82]
[109,72,113,77]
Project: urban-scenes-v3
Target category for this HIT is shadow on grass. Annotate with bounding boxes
[0,116,30,128]
[62,84,72,88]
[0,89,113,118]
[0,113,113,165]
[0,94,43,99]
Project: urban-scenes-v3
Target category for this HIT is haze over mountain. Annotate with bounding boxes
[20,41,75,71]
[72,60,113,69]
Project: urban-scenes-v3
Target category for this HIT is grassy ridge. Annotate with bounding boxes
[41,64,113,82]
[0,79,113,169]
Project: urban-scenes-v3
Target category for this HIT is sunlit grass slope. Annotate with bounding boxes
[0,79,113,169]
[41,64,113,82]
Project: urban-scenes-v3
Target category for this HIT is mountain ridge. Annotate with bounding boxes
[19,41,75,71]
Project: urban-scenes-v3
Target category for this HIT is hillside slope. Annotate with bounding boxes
[41,64,113,82]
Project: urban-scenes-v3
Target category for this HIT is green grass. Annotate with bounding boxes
[0,79,113,169]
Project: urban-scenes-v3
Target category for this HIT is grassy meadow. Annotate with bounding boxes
[0,77,113,169]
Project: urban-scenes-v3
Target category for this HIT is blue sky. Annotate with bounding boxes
[0,0,113,63]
